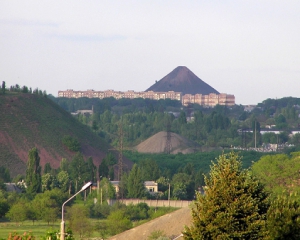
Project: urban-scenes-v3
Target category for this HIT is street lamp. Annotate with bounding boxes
[60,181,92,240]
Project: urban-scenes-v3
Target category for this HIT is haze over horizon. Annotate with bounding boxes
[1,1,299,105]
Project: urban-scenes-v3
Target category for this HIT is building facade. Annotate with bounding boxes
[58,89,235,107]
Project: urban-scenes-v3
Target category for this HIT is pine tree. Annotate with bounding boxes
[126,164,145,198]
[25,147,42,194]
[266,195,300,240]
[184,152,269,239]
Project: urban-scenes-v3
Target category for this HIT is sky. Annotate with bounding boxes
[0,1,299,105]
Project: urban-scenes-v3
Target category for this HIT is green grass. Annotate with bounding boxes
[0,220,60,239]
[0,206,178,239]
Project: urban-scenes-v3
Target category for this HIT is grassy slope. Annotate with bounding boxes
[0,93,111,177]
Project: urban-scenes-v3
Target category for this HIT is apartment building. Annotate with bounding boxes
[58,89,235,107]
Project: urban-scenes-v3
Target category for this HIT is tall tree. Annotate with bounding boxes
[86,157,97,182]
[43,162,52,174]
[25,147,42,194]
[1,81,5,94]
[184,152,269,239]
[70,153,89,192]
[126,164,145,198]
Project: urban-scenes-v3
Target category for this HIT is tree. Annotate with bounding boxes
[0,166,10,182]
[6,200,28,225]
[57,171,70,193]
[99,177,116,201]
[99,153,116,180]
[86,157,97,182]
[266,195,300,240]
[41,173,58,192]
[139,159,160,181]
[1,81,5,94]
[62,135,81,152]
[70,153,89,192]
[107,209,132,235]
[0,197,9,218]
[31,189,65,225]
[60,158,69,172]
[126,164,146,198]
[25,147,42,194]
[184,152,269,239]
[68,204,92,238]
[171,173,193,200]
[43,162,52,174]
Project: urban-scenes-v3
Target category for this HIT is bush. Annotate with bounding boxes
[107,209,132,235]
[62,135,80,152]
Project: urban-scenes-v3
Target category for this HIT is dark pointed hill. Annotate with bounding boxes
[146,66,219,95]
[0,93,132,177]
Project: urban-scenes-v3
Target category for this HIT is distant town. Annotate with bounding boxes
[58,89,235,107]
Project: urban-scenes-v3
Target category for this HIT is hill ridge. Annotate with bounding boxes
[0,93,132,177]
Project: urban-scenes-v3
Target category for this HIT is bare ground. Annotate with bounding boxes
[134,131,199,154]
[108,206,192,240]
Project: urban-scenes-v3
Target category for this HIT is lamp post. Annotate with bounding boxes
[60,181,92,240]
[168,182,170,207]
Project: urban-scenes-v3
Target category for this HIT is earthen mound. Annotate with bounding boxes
[134,131,199,154]
[146,66,219,95]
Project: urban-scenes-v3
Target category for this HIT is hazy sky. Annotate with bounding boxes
[1,1,299,105]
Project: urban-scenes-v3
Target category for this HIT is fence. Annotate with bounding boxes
[107,199,192,208]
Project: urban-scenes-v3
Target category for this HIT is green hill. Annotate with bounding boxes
[0,93,127,177]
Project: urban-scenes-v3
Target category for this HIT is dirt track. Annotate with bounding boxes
[108,206,192,240]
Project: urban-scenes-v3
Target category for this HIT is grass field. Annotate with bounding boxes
[0,220,60,239]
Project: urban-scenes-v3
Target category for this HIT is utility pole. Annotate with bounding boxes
[165,118,172,154]
[117,120,124,181]
[255,121,257,149]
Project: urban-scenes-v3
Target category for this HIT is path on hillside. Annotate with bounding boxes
[108,206,192,240]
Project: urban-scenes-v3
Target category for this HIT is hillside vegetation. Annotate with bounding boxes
[0,93,112,177]
[53,96,300,151]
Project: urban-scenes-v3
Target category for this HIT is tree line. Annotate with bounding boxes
[52,96,300,151]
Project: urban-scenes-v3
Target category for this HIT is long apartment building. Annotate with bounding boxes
[58,89,235,107]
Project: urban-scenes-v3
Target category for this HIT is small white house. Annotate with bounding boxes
[144,181,158,194]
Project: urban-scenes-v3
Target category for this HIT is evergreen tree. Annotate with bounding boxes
[126,164,145,198]
[86,157,97,182]
[43,162,52,174]
[267,195,300,240]
[25,147,42,194]
[184,152,269,239]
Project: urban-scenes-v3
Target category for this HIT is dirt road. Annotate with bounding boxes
[108,206,192,240]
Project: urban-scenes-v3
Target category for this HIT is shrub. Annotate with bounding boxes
[62,135,80,152]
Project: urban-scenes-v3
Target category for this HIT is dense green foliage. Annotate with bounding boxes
[61,135,81,152]
[125,150,268,176]
[25,147,42,194]
[266,195,300,240]
[184,152,269,239]
[251,153,300,197]
[53,96,300,151]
